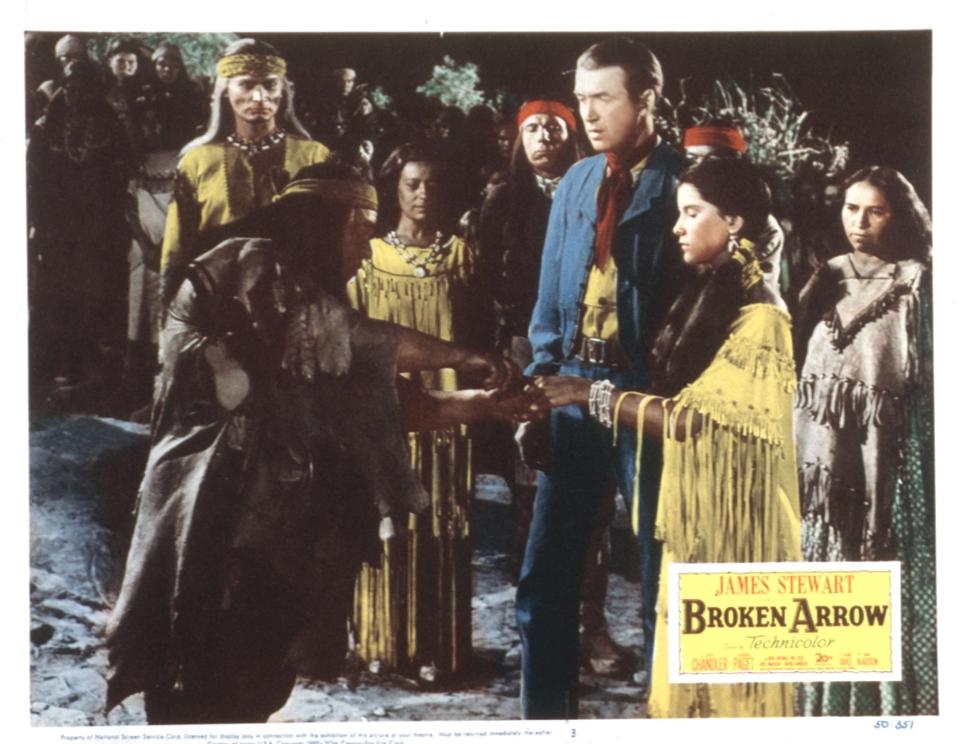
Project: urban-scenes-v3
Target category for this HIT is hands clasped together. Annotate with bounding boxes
[454,353,598,425]
[452,349,545,424]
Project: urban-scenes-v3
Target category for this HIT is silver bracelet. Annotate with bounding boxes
[588,379,615,428]
[588,379,600,416]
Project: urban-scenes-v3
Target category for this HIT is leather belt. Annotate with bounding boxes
[574,336,630,368]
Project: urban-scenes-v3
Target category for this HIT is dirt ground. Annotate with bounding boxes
[29,415,648,726]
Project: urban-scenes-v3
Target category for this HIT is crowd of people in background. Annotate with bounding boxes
[25,33,935,724]
[24,33,842,417]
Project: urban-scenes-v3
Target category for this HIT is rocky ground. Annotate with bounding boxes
[29,415,648,726]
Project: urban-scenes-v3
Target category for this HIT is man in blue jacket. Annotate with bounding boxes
[516,38,688,719]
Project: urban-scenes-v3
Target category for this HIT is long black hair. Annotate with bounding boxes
[842,166,932,263]
[650,158,772,395]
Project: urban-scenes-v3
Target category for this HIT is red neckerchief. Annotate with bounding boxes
[593,138,656,269]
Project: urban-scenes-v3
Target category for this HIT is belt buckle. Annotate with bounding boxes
[584,337,606,366]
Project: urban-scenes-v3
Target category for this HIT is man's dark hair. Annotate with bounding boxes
[106,37,142,59]
[577,38,663,103]
[434,105,466,134]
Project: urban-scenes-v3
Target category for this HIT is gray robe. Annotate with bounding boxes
[106,237,428,719]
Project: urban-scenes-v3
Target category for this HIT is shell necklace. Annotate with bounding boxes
[385,230,449,278]
[227,128,286,154]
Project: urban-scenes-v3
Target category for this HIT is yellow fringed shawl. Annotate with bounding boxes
[648,303,802,718]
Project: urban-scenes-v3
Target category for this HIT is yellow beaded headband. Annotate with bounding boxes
[216,53,287,79]
[275,178,378,211]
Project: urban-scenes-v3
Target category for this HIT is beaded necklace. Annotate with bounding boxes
[385,230,450,278]
[226,128,286,154]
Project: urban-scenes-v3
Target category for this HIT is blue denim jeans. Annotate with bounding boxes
[515,360,663,719]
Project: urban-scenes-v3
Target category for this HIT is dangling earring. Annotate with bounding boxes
[727,233,740,255]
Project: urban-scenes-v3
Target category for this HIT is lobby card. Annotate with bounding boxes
[668,561,900,683]
[9,2,959,743]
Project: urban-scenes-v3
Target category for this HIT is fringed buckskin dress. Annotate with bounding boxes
[348,234,476,676]
[647,303,801,718]
[794,253,936,716]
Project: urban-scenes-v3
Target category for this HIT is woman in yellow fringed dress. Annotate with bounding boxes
[348,142,477,680]
[537,158,801,717]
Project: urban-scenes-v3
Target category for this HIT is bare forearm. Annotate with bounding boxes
[399,385,488,432]
[611,390,665,436]
[611,391,701,440]
[392,324,519,391]
[536,375,701,439]
[394,326,468,373]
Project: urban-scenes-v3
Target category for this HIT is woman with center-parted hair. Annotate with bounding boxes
[348,141,481,681]
[158,38,329,306]
[794,166,935,716]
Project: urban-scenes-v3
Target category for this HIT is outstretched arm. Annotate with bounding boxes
[534,375,702,439]
[397,377,547,432]
[391,323,520,391]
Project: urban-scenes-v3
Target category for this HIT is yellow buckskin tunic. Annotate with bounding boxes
[645,304,801,718]
[160,134,329,297]
[348,235,475,676]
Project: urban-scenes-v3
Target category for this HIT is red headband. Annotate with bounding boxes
[516,100,578,134]
[683,126,748,153]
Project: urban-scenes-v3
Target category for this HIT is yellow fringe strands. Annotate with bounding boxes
[353,429,472,674]
[644,305,801,718]
[349,233,476,677]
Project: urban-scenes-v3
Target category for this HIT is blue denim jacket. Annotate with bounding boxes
[527,142,688,385]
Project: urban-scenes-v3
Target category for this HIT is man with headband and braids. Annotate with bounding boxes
[159,38,329,307]
[105,161,536,724]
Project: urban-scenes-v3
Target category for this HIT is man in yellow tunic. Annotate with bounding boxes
[159,38,329,305]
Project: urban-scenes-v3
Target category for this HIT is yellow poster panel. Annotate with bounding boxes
[667,561,901,683]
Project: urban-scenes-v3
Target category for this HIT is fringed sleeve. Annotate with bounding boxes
[647,304,801,719]
[654,304,801,565]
